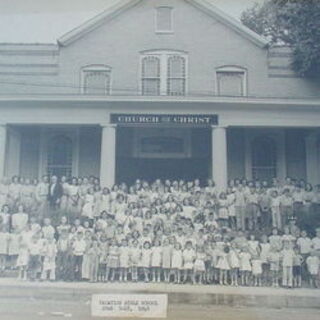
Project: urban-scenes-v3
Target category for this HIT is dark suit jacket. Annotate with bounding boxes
[48,183,63,206]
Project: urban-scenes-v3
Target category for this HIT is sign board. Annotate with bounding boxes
[91,294,168,318]
[110,113,218,126]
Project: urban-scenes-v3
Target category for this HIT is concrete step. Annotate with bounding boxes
[0,279,319,310]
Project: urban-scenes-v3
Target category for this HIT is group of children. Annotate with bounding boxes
[0,175,319,288]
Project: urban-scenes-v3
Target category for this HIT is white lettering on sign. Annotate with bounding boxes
[91,294,168,318]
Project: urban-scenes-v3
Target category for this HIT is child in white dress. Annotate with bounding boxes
[251,255,263,286]
[129,240,141,282]
[162,238,172,283]
[16,240,29,280]
[106,239,119,282]
[119,239,130,282]
[306,252,320,288]
[268,245,280,287]
[217,246,230,285]
[41,234,57,281]
[171,242,183,284]
[259,234,271,286]
[193,246,206,285]
[228,242,240,286]
[218,193,229,228]
[81,188,95,223]
[151,239,162,282]
[239,247,252,286]
[182,241,196,284]
[141,241,152,282]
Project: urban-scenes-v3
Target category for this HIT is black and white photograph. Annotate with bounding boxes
[0,0,319,319]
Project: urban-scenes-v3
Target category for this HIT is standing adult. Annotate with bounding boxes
[35,175,49,220]
[48,175,63,220]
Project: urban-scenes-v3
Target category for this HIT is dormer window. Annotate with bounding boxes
[216,66,247,97]
[156,7,173,33]
[81,65,111,95]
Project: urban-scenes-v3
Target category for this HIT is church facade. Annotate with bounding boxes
[0,0,319,189]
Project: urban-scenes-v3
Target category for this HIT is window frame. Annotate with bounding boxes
[133,128,192,159]
[155,6,174,34]
[80,64,112,95]
[215,66,247,97]
[46,134,73,178]
[140,50,188,96]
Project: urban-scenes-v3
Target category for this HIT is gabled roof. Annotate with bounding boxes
[58,0,269,48]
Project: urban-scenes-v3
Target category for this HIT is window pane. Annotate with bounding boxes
[142,56,160,78]
[168,56,185,78]
[84,71,110,95]
[156,7,172,31]
[142,79,160,95]
[167,79,185,96]
[217,72,244,96]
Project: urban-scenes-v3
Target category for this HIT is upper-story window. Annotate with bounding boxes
[156,7,173,33]
[216,66,247,97]
[81,65,111,95]
[141,51,187,96]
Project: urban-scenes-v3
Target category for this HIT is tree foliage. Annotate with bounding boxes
[241,0,320,77]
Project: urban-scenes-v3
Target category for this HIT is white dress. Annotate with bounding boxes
[171,249,183,269]
[151,247,162,267]
[194,252,206,272]
[182,249,195,270]
[252,259,263,275]
[140,248,152,268]
[42,242,57,271]
[228,249,240,269]
[216,252,230,270]
[239,252,252,271]
[119,247,130,268]
[129,247,141,267]
[218,199,229,219]
[306,256,320,275]
[82,194,95,219]
[16,246,29,267]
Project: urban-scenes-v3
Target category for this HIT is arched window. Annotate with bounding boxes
[82,65,111,95]
[47,135,73,178]
[252,136,277,181]
[141,50,187,96]
[167,55,186,96]
[141,56,161,95]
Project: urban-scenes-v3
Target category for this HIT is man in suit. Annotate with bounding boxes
[48,175,63,212]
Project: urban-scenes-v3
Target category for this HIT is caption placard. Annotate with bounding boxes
[91,294,168,318]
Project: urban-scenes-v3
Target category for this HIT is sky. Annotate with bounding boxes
[0,0,264,43]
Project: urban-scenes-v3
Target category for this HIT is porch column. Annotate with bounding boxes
[211,126,228,191]
[305,131,319,186]
[0,124,7,179]
[100,124,116,188]
[5,127,21,177]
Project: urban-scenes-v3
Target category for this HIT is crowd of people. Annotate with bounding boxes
[0,175,319,288]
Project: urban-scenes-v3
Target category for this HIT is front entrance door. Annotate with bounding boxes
[116,127,211,185]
